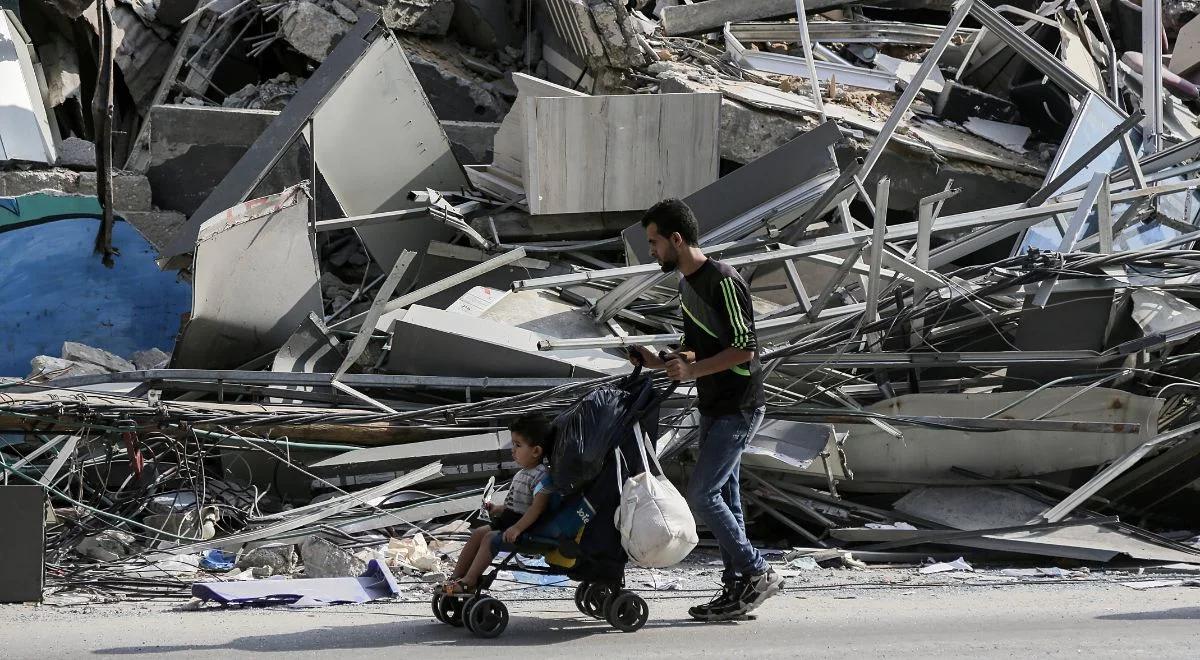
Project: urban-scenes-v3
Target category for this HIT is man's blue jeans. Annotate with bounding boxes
[687,406,767,582]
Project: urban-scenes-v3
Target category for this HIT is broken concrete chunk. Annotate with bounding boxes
[56,138,96,170]
[278,1,352,61]
[75,530,137,562]
[28,356,109,380]
[380,0,454,36]
[62,341,136,373]
[301,536,368,578]
[131,347,171,371]
[440,120,500,164]
[236,545,297,574]
[328,0,359,23]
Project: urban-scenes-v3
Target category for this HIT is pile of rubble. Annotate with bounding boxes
[5,0,1200,606]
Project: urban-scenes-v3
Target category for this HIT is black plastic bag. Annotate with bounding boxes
[550,386,631,494]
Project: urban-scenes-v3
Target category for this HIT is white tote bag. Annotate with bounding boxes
[614,426,699,568]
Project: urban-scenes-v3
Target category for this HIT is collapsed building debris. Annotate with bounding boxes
[6,0,1200,609]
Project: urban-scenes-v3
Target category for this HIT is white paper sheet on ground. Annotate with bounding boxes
[1119,579,1198,590]
[963,118,1031,154]
[919,557,973,574]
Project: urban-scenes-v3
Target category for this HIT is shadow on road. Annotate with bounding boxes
[91,613,726,654]
[1096,607,1200,621]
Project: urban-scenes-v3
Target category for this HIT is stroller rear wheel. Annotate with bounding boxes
[574,582,593,615]
[467,596,510,638]
[606,592,649,633]
[583,583,617,619]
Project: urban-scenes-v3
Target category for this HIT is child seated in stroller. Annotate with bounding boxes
[440,415,554,595]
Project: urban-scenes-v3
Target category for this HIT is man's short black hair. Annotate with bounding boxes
[641,198,700,246]
[509,414,554,454]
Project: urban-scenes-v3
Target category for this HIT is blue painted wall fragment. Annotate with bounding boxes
[0,194,191,376]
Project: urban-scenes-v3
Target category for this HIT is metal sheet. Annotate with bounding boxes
[173,185,322,369]
[0,11,58,164]
[0,485,44,602]
[837,388,1163,483]
[163,13,381,259]
[313,33,468,272]
[621,121,841,266]
[741,420,846,478]
[269,313,344,404]
[1020,93,1137,252]
[725,24,898,92]
[311,430,511,477]
[385,305,625,378]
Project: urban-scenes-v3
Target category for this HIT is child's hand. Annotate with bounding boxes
[503,526,523,544]
[483,502,494,514]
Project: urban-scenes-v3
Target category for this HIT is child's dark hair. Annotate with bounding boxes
[509,414,555,455]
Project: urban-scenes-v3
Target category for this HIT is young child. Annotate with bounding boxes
[442,414,554,594]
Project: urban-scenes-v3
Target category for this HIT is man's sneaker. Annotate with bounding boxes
[688,581,740,621]
[733,567,784,613]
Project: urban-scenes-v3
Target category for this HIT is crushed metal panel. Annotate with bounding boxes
[838,388,1163,483]
[1020,93,1135,252]
[386,304,625,378]
[950,524,1200,564]
[1130,288,1200,345]
[524,92,721,214]
[0,11,58,164]
[269,312,344,404]
[163,14,381,260]
[173,185,322,369]
[1008,290,1115,386]
[464,72,585,204]
[478,290,609,340]
[312,31,467,272]
[311,430,512,477]
[894,486,1049,530]
[724,24,899,92]
[740,420,847,479]
[623,121,841,265]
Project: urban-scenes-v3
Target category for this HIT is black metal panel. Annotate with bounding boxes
[0,485,44,603]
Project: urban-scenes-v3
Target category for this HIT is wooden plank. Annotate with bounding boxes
[525,92,720,214]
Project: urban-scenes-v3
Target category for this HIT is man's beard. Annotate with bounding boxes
[657,247,678,273]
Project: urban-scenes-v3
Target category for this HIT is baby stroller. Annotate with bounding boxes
[431,368,670,638]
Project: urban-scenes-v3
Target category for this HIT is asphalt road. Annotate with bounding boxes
[4,579,1199,658]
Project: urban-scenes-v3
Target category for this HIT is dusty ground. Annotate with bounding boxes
[4,560,1200,658]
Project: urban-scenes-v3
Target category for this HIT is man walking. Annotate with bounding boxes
[630,199,782,621]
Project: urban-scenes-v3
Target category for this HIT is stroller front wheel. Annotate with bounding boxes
[574,582,593,615]
[606,592,649,633]
[583,583,617,619]
[435,593,467,627]
[467,596,510,638]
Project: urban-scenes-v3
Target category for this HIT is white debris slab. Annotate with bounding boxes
[963,117,1032,154]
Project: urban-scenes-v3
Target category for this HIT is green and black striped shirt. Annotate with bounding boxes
[678,258,765,416]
